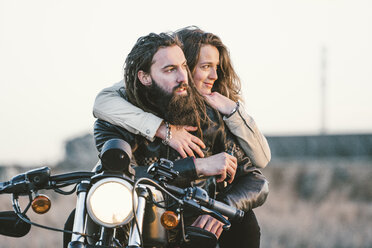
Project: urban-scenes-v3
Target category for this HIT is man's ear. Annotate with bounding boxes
[138,70,152,86]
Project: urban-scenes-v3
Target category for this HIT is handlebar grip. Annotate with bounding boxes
[209,198,244,222]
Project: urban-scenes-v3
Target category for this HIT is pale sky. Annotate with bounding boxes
[1,0,371,165]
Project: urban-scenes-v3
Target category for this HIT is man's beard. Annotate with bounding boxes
[146,80,199,126]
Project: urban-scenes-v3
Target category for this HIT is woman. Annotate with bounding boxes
[93,27,270,247]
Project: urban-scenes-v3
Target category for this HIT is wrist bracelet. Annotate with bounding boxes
[162,122,172,145]
[225,101,239,118]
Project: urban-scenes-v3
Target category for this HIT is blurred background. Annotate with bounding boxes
[0,0,371,247]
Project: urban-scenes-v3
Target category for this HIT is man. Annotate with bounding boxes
[94,32,268,247]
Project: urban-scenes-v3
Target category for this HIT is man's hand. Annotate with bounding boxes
[192,215,224,239]
[156,123,206,158]
[195,152,237,183]
[203,92,237,115]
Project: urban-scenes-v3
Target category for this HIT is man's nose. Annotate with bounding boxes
[209,68,218,80]
[177,68,188,83]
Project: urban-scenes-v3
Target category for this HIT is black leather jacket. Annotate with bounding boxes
[94,107,268,212]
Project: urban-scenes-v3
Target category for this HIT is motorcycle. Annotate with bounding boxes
[0,139,245,248]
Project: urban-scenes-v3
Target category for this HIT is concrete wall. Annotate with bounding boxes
[267,133,372,158]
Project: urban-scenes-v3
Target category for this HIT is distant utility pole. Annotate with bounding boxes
[320,45,327,135]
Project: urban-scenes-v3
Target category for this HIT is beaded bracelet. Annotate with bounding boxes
[162,122,172,145]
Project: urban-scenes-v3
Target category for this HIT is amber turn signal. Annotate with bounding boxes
[160,211,179,230]
[31,194,51,214]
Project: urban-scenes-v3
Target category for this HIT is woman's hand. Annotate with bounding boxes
[204,92,236,115]
[156,124,206,158]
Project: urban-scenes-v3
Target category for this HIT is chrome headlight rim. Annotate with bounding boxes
[86,177,137,228]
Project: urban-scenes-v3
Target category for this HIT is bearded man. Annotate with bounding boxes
[94,32,268,248]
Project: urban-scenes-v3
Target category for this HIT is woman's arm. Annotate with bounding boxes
[93,81,206,158]
[204,92,271,168]
[93,81,163,141]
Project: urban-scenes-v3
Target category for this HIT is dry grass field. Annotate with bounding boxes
[1,158,371,247]
[256,158,372,248]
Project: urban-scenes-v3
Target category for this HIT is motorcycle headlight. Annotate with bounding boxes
[86,178,137,228]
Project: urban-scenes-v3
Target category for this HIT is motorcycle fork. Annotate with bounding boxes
[97,227,115,246]
[68,181,90,248]
[127,185,149,248]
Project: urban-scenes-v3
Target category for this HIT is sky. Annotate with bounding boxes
[0,0,371,165]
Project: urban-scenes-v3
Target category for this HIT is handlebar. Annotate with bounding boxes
[147,158,244,224]
[50,171,95,182]
[208,198,244,221]
[0,167,95,195]
[1,166,244,226]
[162,182,244,222]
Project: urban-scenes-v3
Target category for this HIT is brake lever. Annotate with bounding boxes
[182,198,231,231]
[199,206,231,230]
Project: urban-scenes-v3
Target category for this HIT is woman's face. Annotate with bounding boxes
[192,45,219,95]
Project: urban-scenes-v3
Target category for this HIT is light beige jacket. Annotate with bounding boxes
[93,82,271,168]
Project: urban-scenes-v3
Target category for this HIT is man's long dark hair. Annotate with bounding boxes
[176,26,242,102]
[123,32,209,137]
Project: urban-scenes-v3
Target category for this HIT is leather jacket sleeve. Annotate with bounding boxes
[216,167,269,212]
[94,119,198,187]
[94,119,136,152]
[133,156,197,188]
